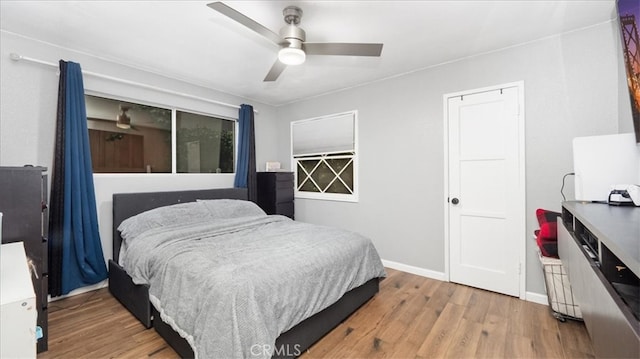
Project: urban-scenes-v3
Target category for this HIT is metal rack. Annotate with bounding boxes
[538,252,583,321]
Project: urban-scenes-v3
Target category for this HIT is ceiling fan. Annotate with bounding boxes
[207,2,384,81]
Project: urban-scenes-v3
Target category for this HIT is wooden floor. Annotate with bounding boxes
[38,268,594,358]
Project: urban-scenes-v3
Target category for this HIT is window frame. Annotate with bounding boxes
[85,92,237,175]
[174,108,237,174]
[291,110,359,202]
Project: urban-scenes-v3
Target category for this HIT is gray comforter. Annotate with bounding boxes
[120,215,385,359]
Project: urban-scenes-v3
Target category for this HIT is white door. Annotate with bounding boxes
[446,83,525,297]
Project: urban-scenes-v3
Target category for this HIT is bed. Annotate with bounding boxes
[108,188,385,358]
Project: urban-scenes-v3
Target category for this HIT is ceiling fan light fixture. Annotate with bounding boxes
[116,107,131,129]
[278,47,306,66]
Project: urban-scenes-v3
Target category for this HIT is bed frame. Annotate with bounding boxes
[108,188,380,359]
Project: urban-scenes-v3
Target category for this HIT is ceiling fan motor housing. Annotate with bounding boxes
[280,6,305,50]
[280,25,305,49]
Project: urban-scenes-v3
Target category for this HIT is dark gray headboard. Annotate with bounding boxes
[112,188,248,262]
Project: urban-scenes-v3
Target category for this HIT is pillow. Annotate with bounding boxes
[535,208,561,258]
[118,201,213,241]
[536,208,561,225]
[535,208,561,240]
[197,199,266,219]
[537,222,559,256]
[538,222,557,240]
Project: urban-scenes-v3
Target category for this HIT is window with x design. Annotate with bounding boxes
[291,111,358,202]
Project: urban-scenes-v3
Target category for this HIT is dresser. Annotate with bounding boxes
[0,166,49,352]
[257,172,294,219]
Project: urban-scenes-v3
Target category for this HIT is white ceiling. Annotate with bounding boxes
[0,0,617,106]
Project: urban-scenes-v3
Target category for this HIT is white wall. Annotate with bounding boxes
[2,19,632,298]
[0,31,279,271]
[274,21,626,295]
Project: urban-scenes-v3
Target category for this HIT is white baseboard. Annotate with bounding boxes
[525,291,549,306]
[381,259,447,281]
[48,279,108,302]
[383,259,550,306]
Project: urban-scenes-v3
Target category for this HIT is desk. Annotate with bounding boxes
[559,202,639,358]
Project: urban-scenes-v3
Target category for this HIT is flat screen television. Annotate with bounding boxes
[617,0,640,144]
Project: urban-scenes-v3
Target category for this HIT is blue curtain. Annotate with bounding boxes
[48,61,67,296]
[49,61,108,296]
[234,104,257,202]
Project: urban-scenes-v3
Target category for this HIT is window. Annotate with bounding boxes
[291,111,358,202]
[176,111,234,173]
[85,95,234,174]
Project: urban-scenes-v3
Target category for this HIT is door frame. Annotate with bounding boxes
[442,81,526,299]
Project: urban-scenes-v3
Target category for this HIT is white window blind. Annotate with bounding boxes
[292,112,355,156]
[291,111,358,202]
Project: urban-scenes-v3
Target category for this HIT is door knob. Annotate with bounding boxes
[451,198,459,205]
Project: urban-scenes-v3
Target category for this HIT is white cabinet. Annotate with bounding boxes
[1,242,37,359]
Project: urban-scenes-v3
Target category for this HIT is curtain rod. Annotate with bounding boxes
[9,52,256,113]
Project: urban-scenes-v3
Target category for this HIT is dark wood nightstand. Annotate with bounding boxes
[257,172,294,219]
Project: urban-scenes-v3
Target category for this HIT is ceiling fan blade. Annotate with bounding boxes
[207,2,288,46]
[264,60,287,82]
[304,43,383,57]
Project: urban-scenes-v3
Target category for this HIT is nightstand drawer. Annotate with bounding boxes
[257,172,294,219]
[274,172,294,183]
[275,187,294,203]
[275,202,294,219]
